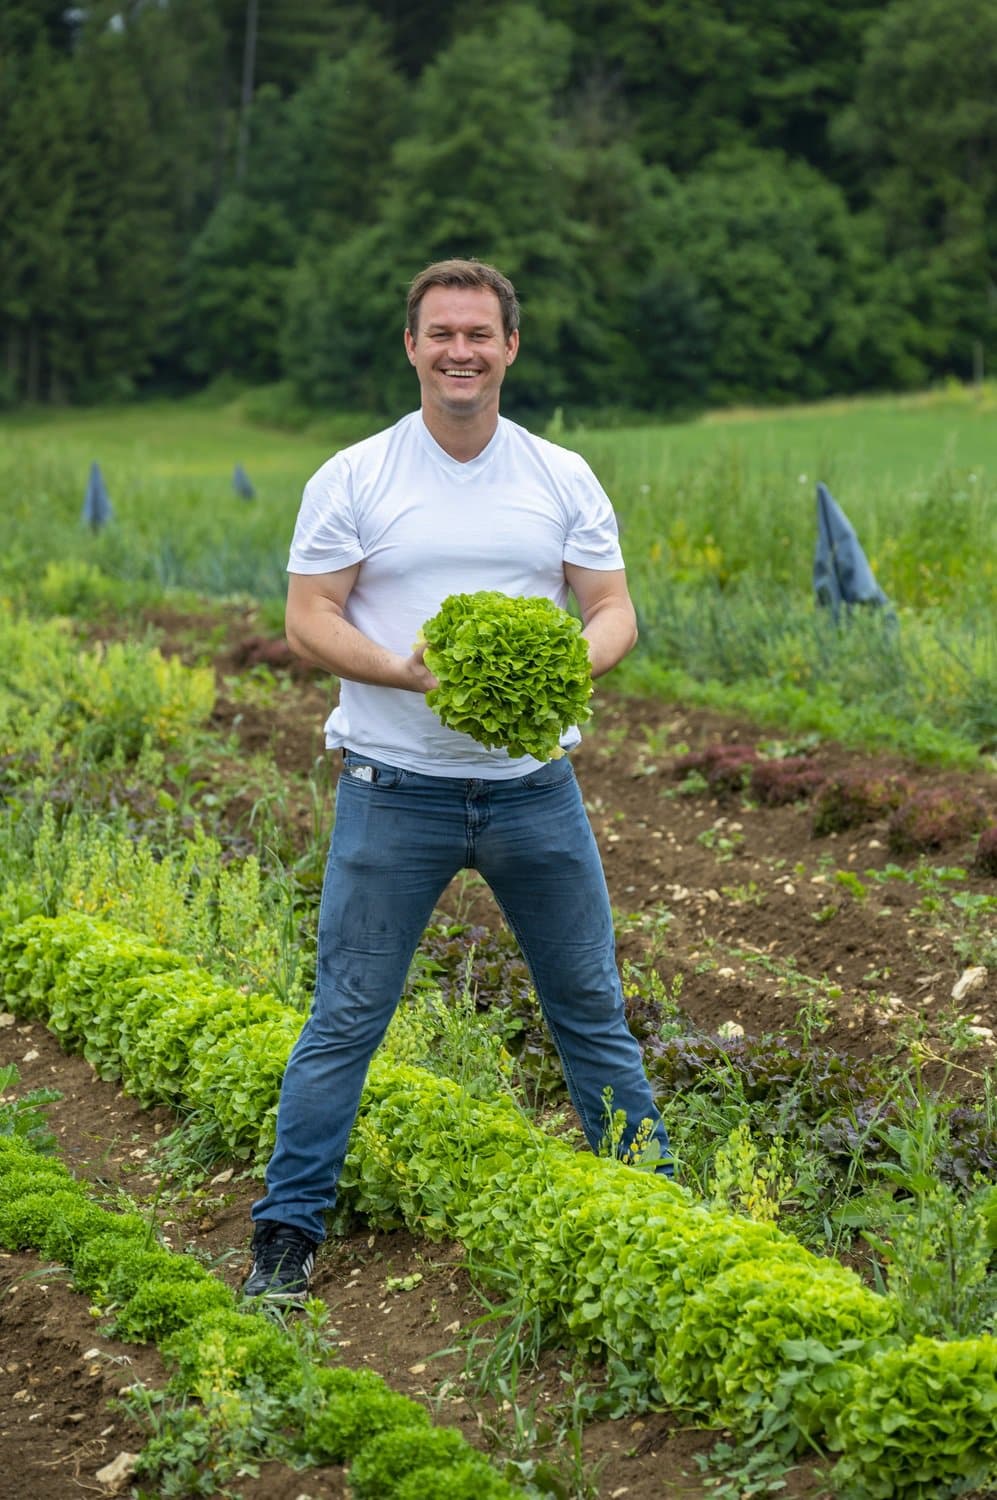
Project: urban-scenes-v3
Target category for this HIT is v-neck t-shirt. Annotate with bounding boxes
[287,411,625,777]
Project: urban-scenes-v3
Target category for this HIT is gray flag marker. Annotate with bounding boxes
[82,461,113,531]
[814,482,892,622]
[233,463,256,499]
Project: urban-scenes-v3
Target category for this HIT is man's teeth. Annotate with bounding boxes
[443,370,477,377]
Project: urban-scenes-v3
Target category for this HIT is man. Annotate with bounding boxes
[244,257,671,1301]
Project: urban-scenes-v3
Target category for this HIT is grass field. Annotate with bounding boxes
[3,383,995,762]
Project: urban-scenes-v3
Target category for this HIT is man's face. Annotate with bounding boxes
[404,286,519,420]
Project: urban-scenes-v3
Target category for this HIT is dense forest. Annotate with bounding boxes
[1,0,995,416]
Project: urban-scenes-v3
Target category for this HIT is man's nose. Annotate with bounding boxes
[447,334,473,359]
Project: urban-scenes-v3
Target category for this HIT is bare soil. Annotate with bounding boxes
[2,610,994,1500]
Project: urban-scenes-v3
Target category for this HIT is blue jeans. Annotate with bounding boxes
[253,752,671,1242]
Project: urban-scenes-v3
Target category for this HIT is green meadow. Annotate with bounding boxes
[3,384,995,764]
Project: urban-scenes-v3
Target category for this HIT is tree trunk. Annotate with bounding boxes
[25,323,41,403]
[235,0,259,183]
[5,328,22,401]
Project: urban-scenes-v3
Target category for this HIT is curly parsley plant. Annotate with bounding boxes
[421,591,593,762]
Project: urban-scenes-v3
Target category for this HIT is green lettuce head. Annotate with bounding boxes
[421,591,593,762]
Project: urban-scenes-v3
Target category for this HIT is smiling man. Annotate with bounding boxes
[243,258,672,1303]
[404,273,518,447]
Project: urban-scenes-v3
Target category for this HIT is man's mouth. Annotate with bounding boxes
[442,369,479,378]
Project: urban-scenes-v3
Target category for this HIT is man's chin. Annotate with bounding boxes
[437,389,487,416]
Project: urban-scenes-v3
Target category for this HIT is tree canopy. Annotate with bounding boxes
[1,0,994,413]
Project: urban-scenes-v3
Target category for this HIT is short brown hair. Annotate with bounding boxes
[406,258,520,340]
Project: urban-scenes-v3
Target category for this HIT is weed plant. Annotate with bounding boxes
[0,1063,61,1153]
[0,800,314,1009]
[0,607,216,771]
[385,950,520,1102]
[830,1071,997,1343]
[437,1283,611,1498]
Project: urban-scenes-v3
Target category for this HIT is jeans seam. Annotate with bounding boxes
[491,894,603,1150]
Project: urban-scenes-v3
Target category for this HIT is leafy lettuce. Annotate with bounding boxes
[421,591,592,762]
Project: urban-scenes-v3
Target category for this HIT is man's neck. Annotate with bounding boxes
[420,406,500,464]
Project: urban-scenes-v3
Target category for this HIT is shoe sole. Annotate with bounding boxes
[243,1285,311,1303]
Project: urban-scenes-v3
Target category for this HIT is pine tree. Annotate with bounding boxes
[0,43,83,400]
[59,26,175,398]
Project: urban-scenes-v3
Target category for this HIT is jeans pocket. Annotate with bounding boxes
[341,752,406,789]
[519,755,575,790]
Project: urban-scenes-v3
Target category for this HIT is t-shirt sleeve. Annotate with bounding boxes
[562,456,626,570]
[287,458,367,574]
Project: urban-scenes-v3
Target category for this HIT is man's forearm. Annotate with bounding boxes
[287,603,433,691]
[582,602,639,679]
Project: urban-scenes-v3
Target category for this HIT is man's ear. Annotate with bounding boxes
[505,329,520,366]
[404,327,417,366]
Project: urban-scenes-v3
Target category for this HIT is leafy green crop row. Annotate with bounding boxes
[0,912,291,1161]
[2,912,995,1495]
[0,1136,523,1499]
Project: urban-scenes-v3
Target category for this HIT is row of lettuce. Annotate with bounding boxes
[0,1132,521,1499]
[1,910,995,1498]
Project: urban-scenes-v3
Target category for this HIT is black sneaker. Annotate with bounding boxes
[242,1221,317,1302]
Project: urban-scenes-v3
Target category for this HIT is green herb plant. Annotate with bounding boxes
[0,1063,61,1153]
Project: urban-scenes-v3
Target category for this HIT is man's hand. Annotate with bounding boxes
[402,639,438,694]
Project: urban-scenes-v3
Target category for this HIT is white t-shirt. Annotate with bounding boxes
[287,410,625,777]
